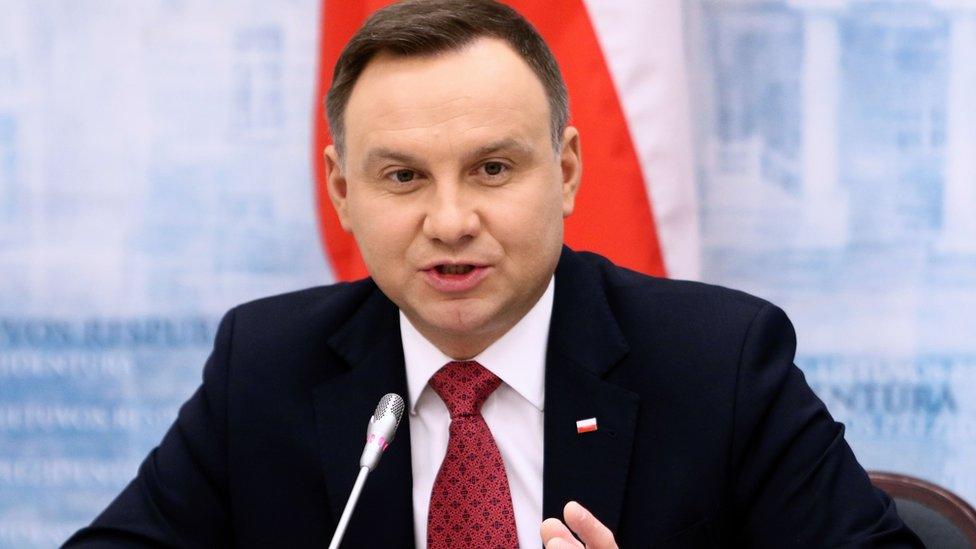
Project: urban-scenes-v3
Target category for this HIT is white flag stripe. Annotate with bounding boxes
[584,0,700,280]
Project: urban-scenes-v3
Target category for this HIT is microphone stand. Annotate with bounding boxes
[327,393,404,549]
[328,466,370,549]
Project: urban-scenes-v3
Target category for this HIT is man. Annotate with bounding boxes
[66,1,922,547]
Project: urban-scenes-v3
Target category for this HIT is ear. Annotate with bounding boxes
[559,126,582,218]
[324,144,353,232]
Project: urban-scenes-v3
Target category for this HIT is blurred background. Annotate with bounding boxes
[0,0,973,546]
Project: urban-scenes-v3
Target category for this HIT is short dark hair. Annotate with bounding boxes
[326,0,569,158]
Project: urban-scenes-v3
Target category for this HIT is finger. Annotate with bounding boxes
[545,538,583,549]
[541,517,584,548]
[563,501,618,549]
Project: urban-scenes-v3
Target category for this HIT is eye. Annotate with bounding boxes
[393,169,416,183]
[481,161,507,177]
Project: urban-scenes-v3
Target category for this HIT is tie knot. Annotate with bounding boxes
[429,360,501,418]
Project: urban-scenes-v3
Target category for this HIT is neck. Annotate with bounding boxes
[421,327,507,361]
[406,275,553,361]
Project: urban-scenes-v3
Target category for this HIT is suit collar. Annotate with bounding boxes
[314,285,416,547]
[542,247,640,535]
[548,247,630,375]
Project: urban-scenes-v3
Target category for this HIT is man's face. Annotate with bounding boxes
[325,37,581,357]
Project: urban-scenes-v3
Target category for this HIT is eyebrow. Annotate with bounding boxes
[464,138,534,162]
[361,138,534,172]
[361,148,420,172]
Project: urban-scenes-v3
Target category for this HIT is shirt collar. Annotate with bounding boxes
[400,276,554,415]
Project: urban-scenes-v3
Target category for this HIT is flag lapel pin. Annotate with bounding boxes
[576,417,598,434]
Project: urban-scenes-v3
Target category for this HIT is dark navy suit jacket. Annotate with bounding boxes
[65,247,921,548]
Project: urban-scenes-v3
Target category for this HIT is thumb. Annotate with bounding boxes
[563,501,618,549]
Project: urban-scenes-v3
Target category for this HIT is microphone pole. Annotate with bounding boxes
[328,393,405,549]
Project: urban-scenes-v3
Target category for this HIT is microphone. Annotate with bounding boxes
[360,393,406,470]
[328,393,405,549]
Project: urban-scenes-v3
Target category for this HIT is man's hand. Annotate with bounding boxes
[540,501,619,548]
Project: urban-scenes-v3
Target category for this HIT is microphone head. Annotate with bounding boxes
[373,393,405,428]
[360,393,405,470]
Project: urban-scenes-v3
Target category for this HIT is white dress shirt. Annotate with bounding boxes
[400,277,553,549]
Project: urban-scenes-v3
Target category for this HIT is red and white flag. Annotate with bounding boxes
[576,417,599,434]
[312,0,699,281]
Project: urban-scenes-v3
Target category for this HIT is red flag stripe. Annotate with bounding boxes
[313,0,665,281]
[312,1,396,281]
[508,0,665,276]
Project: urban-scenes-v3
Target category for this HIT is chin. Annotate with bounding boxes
[423,303,496,336]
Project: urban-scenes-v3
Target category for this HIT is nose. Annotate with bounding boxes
[422,179,481,247]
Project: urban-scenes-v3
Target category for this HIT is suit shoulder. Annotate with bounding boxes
[577,250,775,319]
[234,278,372,311]
[226,277,379,339]
[574,251,795,387]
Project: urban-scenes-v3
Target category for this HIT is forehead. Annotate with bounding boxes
[342,37,551,160]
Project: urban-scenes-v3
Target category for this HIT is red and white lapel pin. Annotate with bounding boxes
[576,417,598,434]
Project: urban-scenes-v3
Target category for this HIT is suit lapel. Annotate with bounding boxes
[313,286,416,547]
[310,248,639,545]
[543,248,640,534]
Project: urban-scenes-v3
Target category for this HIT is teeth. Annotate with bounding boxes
[438,264,475,275]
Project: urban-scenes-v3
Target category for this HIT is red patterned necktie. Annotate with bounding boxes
[427,360,519,549]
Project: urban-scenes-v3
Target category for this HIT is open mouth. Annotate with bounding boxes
[435,264,476,275]
[424,263,489,292]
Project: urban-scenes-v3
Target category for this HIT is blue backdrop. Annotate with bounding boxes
[0,1,974,546]
[690,0,976,516]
